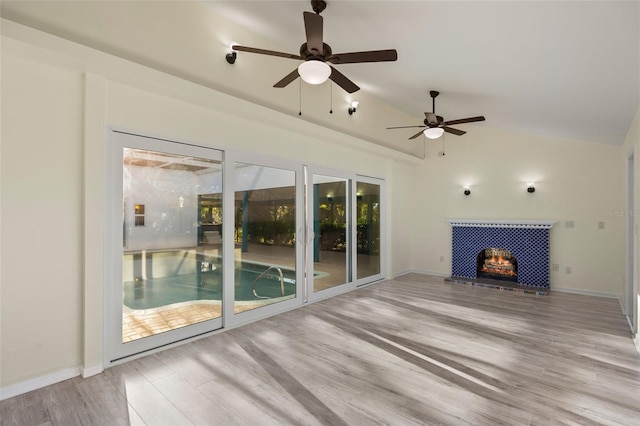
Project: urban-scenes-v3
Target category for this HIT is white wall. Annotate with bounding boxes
[411,125,625,296]
[1,55,84,386]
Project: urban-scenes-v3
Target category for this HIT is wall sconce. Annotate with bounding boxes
[327,195,333,202]
[179,196,184,208]
[357,194,363,201]
[527,183,536,193]
[463,186,471,196]
[348,101,359,115]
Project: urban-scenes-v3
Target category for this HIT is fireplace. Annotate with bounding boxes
[447,220,555,292]
[476,248,517,282]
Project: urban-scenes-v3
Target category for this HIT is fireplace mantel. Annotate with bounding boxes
[447,220,555,229]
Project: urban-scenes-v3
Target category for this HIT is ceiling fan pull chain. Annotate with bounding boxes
[329,82,334,113]
[442,133,446,156]
[299,79,302,116]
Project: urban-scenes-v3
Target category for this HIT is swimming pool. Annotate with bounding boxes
[123,256,297,310]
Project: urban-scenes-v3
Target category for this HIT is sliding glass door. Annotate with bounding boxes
[109,132,224,360]
[229,159,304,321]
[108,135,383,361]
[307,169,354,300]
[356,178,384,282]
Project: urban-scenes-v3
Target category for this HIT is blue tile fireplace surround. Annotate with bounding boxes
[447,220,555,293]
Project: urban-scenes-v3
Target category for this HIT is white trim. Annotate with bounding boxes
[447,219,556,229]
[634,335,640,359]
[551,286,621,299]
[0,367,80,401]
[408,269,450,278]
[620,297,632,318]
[81,364,104,379]
[392,269,413,279]
[626,313,635,333]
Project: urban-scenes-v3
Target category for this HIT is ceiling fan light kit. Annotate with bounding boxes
[424,127,444,139]
[298,60,331,84]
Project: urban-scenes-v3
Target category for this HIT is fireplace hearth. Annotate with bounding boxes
[446,220,555,295]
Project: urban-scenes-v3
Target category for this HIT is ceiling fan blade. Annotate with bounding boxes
[386,125,425,129]
[329,66,360,93]
[303,12,323,55]
[232,45,303,60]
[443,116,486,126]
[425,112,438,126]
[443,126,466,136]
[409,130,425,140]
[327,49,398,64]
[273,68,300,88]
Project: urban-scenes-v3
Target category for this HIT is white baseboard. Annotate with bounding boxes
[411,269,450,278]
[395,269,449,278]
[392,269,413,278]
[619,297,630,317]
[552,287,620,299]
[1,366,80,401]
[634,335,640,359]
[81,364,104,379]
[393,270,448,279]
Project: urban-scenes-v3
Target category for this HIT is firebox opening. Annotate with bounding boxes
[476,248,518,283]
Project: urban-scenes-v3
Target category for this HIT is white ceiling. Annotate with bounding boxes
[205,0,639,145]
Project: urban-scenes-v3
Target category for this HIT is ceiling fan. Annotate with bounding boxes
[230,0,398,94]
[387,91,486,139]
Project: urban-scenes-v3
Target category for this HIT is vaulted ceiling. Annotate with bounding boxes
[207,1,639,146]
[1,1,638,148]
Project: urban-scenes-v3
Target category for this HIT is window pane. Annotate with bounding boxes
[312,175,350,292]
[356,182,381,279]
[234,163,296,313]
[122,148,223,343]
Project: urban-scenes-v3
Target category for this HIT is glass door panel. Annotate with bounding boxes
[110,131,223,361]
[122,148,223,342]
[311,174,350,293]
[356,181,381,280]
[233,163,297,314]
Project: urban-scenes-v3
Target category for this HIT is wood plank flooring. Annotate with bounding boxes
[2,273,639,425]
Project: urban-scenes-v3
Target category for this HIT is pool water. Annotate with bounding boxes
[123,261,297,309]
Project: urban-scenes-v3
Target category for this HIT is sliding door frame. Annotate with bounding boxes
[306,166,356,302]
[106,130,224,362]
[222,150,306,329]
[353,175,387,287]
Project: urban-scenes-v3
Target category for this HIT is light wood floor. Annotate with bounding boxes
[2,273,639,425]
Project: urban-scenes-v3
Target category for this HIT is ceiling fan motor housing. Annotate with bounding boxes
[311,0,327,14]
[300,42,332,59]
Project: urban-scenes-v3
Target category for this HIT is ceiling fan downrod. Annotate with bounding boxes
[430,90,439,113]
